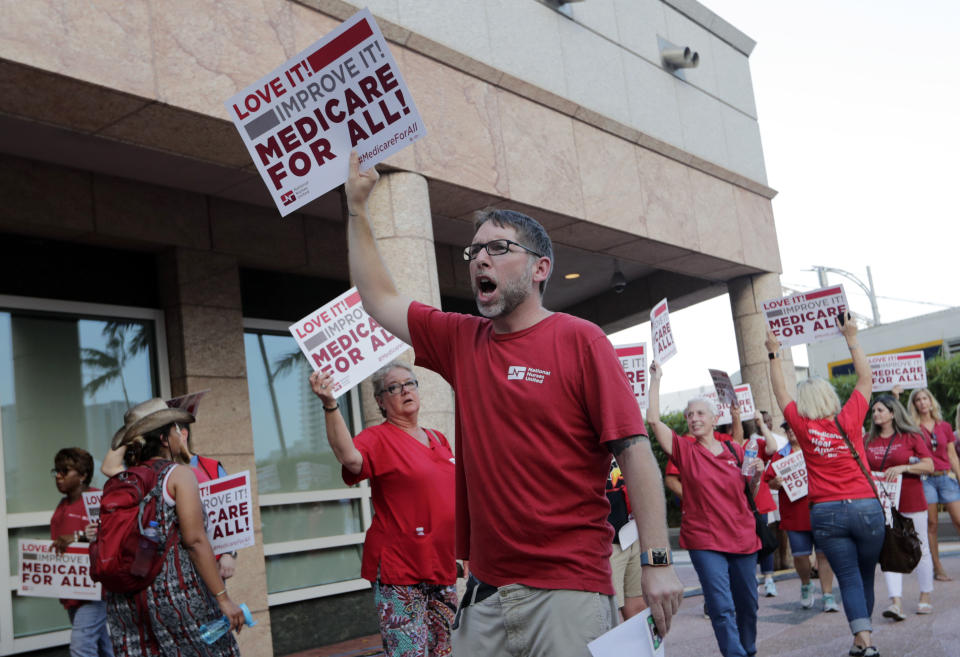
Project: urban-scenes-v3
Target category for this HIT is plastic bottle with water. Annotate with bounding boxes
[199,603,257,644]
[742,436,759,476]
[130,521,160,577]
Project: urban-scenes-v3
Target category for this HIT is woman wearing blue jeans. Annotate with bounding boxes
[767,313,885,657]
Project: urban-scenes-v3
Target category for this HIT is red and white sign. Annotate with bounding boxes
[225,9,425,216]
[650,298,677,364]
[18,540,101,601]
[198,471,255,555]
[868,352,927,392]
[771,451,808,502]
[705,384,756,424]
[709,369,737,407]
[82,491,101,523]
[167,389,210,416]
[615,343,648,410]
[872,472,902,525]
[761,285,849,347]
[289,287,410,396]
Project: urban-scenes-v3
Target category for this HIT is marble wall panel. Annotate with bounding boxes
[734,187,780,272]
[689,168,743,263]
[0,0,155,98]
[177,305,247,379]
[711,38,758,118]
[401,50,509,197]
[722,104,768,186]
[571,121,646,236]
[558,17,631,127]
[397,0,491,65]
[485,0,568,99]
[158,249,243,310]
[496,91,584,218]
[621,51,685,150]
[182,376,256,459]
[635,147,699,251]
[675,82,728,169]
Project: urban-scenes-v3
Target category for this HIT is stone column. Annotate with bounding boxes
[158,248,272,657]
[728,272,799,428]
[357,171,455,440]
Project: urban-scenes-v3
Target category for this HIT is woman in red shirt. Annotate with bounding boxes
[310,361,456,657]
[648,362,761,657]
[865,395,934,619]
[906,387,960,582]
[766,314,884,657]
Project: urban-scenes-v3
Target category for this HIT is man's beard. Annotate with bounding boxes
[475,266,533,319]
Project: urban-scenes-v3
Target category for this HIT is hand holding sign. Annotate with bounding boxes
[346,150,380,214]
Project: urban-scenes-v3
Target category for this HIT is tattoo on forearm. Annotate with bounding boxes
[607,435,647,458]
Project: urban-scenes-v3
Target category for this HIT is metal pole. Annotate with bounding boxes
[817,267,828,287]
[866,266,881,326]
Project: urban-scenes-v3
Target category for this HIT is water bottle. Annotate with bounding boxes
[742,436,759,476]
[130,521,161,576]
[199,603,257,644]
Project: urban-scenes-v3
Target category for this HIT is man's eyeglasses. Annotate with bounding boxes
[382,380,419,396]
[462,239,543,261]
[50,468,74,478]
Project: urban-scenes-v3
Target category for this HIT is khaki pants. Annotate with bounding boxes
[453,584,616,657]
[609,541,644,609]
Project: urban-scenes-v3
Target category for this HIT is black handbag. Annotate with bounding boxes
[834,422,922,574]
[724,442,779,559]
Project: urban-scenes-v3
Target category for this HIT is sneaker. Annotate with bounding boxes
[764,578,777,597]
[823,593,840,612]
[882,603,905,621]
[800,583,814,609]
[917,602,933,614]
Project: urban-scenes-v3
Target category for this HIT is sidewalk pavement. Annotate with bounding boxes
[283,545,960,657]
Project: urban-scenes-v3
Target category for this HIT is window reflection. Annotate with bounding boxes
[0,313,157,513]
[244,332,353,493]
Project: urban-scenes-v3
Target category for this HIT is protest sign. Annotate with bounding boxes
[225,9,424,216]
[81,490,101,523]
[198,471,255,555]
[615,343,648,410]
[872,472,902,525]
[650,299,677,364]
[868,352,927,392]
[588,607,664,657]
[705,384,756,424]
[709,369,737,407]
[761,285,848,347]
[166,389,210,416]
[771,451,808,502]
[289,287,410,396]
[18,540,101,601]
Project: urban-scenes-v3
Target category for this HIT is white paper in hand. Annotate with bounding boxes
[588,608,664,657]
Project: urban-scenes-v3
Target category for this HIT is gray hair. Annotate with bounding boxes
[684,396,718,419]
[371,360,416,397]
[474,208,553,294]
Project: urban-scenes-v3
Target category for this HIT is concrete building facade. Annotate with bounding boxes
[0,1,795,654]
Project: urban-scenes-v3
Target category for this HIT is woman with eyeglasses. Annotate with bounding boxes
[906,387,960,582]
[864,395,934,619]
[309,360,456,657]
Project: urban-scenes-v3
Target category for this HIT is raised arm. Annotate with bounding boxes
[838,312,871,401]
[646,361,673,456]
[730,404,743,445]
[765,330,793,413]
[755,415,778,456]
[345,151,414,345]
[101,444,126,477]
[309,370,363,474]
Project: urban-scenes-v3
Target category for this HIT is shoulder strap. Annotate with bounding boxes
[833,420,885,504]
[877,435,897,473]
[196,455,222,480]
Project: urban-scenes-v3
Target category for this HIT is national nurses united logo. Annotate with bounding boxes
[506,365,550,384]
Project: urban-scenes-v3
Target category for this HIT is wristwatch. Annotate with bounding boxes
[640,548,672,567]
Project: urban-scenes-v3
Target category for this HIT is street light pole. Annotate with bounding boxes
[810,265,882,326]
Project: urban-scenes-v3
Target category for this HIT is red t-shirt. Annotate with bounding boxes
[408,302,646,594]
[752,437,777,515]
[783,390,874,504]
[764,450,810,532]
[49,491,97,609]
[665,431,731,477]
[343,422,455,585]
[918,421,956,471]
[865,433,932,513]
[669,432,760,554]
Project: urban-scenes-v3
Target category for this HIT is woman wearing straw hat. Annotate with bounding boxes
[105,398,244,656]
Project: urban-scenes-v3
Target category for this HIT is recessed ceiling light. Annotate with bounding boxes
[564,273,580,280]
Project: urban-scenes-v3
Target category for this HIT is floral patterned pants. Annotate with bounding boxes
[374,580,458,657]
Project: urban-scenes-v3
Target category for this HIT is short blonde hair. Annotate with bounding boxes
[795,377,841,420]
[907,388,942,424]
